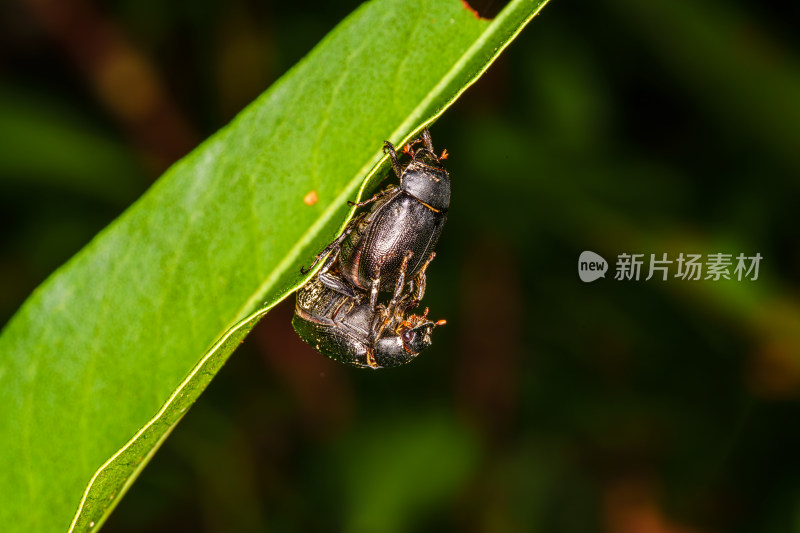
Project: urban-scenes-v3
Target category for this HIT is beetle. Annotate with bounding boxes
[293,251,444,369]
[304,129,450,312]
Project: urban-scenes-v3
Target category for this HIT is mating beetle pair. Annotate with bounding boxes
[294,129,450,368]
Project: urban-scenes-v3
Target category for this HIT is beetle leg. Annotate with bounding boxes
[365,347,378,369]
[383,141,403,178]
[330,293,354,323]
[409,252,436,301]
[347,184,397,208]
[366,248,406,344]
[370,251,413,343]
[368,275,380,314]
[421,128,434,152]
[300,212,365,274]
[366,251,391,313]
[386,251,414,317]
[318,252,357,298]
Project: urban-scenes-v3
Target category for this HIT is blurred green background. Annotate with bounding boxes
[2,0,799,531]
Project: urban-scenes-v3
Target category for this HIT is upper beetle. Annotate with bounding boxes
[305,129,450,311]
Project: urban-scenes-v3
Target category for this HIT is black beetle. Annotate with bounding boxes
[293,251,444,369]
[304,129,450,311]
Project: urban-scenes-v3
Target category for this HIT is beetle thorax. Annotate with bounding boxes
[400,161,450,211]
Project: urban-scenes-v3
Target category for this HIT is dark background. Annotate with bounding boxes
[2,0,799,531]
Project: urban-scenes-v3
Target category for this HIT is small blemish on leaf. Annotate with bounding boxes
[304,190,319,206]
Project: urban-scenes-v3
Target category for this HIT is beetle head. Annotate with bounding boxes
[398,309,445,355]
[399,321,434,355]
[371,312,442,367]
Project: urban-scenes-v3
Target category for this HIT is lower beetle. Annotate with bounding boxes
[293,252,444,369]
[304,129,450,312]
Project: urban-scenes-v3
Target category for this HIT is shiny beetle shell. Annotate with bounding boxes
[338,130,449,293]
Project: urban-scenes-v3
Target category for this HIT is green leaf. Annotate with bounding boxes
[0,0,550,530]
